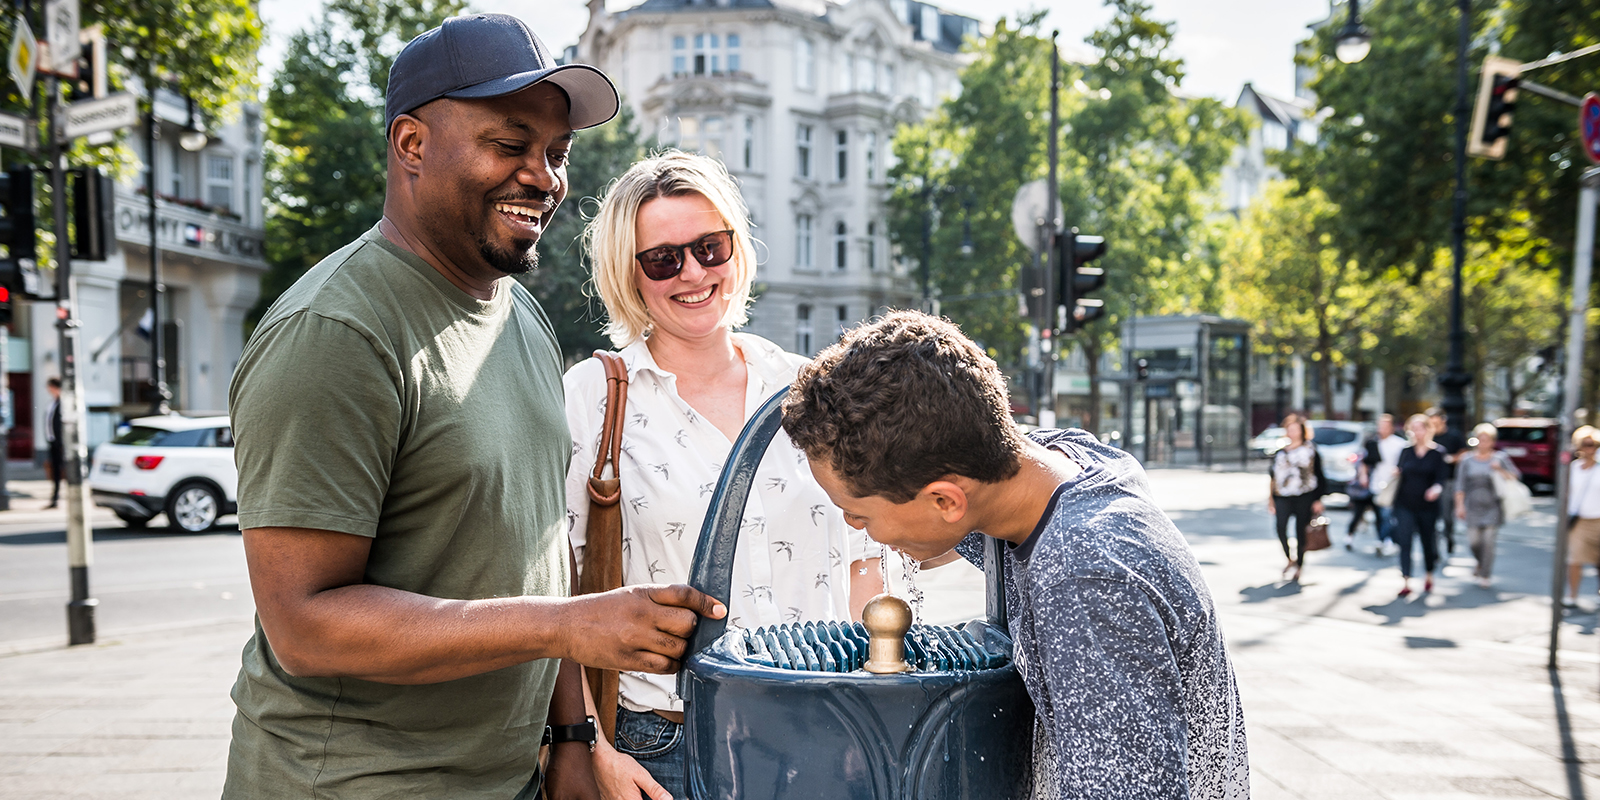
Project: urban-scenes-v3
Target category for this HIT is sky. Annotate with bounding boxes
[257,0,1338,104]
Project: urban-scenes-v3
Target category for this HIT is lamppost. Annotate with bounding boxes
[1335,0,1372,65]
[1439,0,1473,440]
[145,89,207,415]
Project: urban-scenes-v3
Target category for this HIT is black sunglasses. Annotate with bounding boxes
[635,230,736,281]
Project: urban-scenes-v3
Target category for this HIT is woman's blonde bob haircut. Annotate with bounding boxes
[584,150,757,348]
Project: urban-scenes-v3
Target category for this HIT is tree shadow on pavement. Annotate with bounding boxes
[0,525,240,545]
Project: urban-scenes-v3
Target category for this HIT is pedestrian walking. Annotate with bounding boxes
[222,16,725,799]
[1453,423,1520,588]
[1429,408,1468,554]
[1393,413,1451,597]
[1566,426,1600,609]
[43,377,61,508]
[1346,429,1381,548]
[1268,414,1325,582]
[1368,413,1407,556]
[564,150,882,800]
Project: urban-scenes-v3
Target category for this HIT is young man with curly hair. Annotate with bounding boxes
[781,310,1249,800]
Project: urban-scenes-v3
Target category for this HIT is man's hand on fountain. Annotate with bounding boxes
[564,584,727,673]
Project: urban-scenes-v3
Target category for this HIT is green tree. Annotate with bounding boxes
[888,2,1244,432]
[888,13,1055,367]
[1221,181,1377,418]
[1056,0,1245,430]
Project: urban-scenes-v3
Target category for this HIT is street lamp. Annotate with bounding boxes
[179,97,208,152]
[1335,0,1372,64]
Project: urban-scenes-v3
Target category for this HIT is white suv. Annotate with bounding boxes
[89,415,237,532]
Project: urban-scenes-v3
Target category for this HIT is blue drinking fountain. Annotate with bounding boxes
[677,389,1035,799]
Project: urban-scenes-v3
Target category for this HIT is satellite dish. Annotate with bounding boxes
[1011,179,1062,253]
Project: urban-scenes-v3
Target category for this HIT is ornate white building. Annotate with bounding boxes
[574,0,976,354]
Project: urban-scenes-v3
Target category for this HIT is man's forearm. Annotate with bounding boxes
[261,583,577,684]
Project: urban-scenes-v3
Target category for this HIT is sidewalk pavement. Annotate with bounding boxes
[4,468,1600,798]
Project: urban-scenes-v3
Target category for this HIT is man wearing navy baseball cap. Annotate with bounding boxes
[223,14,726,799]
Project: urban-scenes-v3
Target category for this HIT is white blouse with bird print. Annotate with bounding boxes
[564,333,871,714]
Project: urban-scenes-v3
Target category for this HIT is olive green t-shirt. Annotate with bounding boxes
[222,225,570,799]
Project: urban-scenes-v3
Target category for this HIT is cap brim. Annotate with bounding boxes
[445,64,620,130]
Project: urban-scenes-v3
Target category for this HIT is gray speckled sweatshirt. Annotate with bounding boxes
[956,429,1249,799]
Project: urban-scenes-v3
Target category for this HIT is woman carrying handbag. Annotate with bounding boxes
[1268,415,1326,583]
[1453,423,1521,589]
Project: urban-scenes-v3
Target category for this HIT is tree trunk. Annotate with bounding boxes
[1349,362,1367,421]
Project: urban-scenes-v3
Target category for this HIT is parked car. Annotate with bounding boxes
[1494,417,1560,491]
[89,415,237,532]
[1310,420,1373,497]
[1250,426,1288,459]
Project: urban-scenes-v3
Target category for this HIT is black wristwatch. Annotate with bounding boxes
[543,715,598,752]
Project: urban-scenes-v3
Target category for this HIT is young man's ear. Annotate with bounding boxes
[921,480,970,524]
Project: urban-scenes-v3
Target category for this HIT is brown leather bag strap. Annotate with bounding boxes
[589,352,628,494]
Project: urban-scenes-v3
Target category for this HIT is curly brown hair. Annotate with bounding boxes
[781,310,1025,503]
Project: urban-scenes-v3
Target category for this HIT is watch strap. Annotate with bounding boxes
[542,715,598,751]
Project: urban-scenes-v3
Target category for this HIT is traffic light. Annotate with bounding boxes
[1058,230,1106,334]
[1482,75,1519,146]
[1468,55,1521,161]
[0,167,33,323]
[1135,357,1149,381]
[68,25,107,101]
[70,167,114,261]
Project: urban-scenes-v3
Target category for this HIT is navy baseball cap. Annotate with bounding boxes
[384,13,619,134]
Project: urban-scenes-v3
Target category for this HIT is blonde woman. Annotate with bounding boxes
[1453,423,1519,588]
[564,151,881,799]
[1566,426,1600,609]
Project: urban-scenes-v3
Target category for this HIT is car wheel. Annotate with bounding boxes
[166,483,220,532]
[115,512,149,529]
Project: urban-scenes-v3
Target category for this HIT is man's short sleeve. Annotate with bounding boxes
[230,311,403,537]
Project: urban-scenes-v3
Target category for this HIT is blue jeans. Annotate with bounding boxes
[615,706,685,799]
[1376,506,1396,544]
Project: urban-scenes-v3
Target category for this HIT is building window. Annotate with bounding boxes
[881,62,896,96]
[835,130,848,181]
[796,304,813,355]
[742,116,755,170]
[796,214,814,267]
[856,56,875,93]
[836,53,852,93]
[833,221,847,270]
[205,154,233,210]
[864,131,877,182]
[836,305,850,340]
[796,124,812,179]
[796,38,815,90]
[918,69,934,106]
[867,221,877,269]
[677,116,701,150]
[727,33,741,73]
[673,35,687,75]
[920,6,939,41]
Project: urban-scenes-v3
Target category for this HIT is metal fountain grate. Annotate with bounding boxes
[737,621,1009,673]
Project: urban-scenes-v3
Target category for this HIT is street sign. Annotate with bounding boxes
[7,15,36,103]
[62,92,136,140]
[0,112,31,149]
[1010,179,1062,253]
[44,0,79,74]
[1582,93,1600,165]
